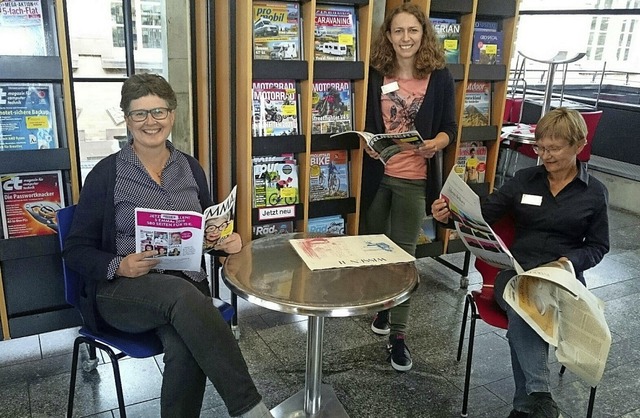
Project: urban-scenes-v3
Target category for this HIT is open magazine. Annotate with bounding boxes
[440,169,611,386]
[330,130,424,165]
[134,186,237,272]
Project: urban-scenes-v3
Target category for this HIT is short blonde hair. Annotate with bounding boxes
[534,107,587,146]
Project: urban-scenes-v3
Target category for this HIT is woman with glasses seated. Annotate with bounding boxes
[63,74,273,418]
[432,107,609,418]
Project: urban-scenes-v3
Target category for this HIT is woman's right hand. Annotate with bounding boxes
[431,198,451,223]
[116,250,161,278]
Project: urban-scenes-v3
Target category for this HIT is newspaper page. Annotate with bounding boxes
[135,208,205,272]
[441,168,611,386]
[503,260,611,387]
[289,234,415,270]
[440,168,523,272]
[203,185,237,250]
[330,130,424,165]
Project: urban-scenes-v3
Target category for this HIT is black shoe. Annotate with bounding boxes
[370,310,390,335]
[529,392,561,418]
[507,410,529,418]
[387,334,412,371]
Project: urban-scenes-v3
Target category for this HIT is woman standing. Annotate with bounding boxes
[361,3,458,371]
[63,74,272,418]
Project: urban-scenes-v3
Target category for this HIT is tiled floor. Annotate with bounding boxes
[1,206,640,418]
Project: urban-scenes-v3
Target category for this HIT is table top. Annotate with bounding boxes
[501,124,536,145]
[222,233,419,317]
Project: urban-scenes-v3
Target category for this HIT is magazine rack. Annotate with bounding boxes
[0,0,80,339]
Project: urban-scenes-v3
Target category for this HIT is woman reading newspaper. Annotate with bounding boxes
[432,107,609,418]
[63,74,273,418]
[361,3,457,372]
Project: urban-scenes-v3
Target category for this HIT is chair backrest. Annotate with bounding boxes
[577,110,603,163]
[56,205,80,307]
[474,214,516,288]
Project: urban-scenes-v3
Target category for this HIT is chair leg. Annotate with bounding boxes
[102,346,128,418]
[587,386,596,418]
[67,337,83,418]
[457,296,471,361]
[461,314,476,417]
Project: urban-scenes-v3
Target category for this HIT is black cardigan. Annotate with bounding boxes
[360,67,458,220]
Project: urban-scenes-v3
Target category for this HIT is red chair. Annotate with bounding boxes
[456,215,597,418]
[577,110,603,163]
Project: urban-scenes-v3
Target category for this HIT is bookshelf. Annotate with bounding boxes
[0,0,81,339]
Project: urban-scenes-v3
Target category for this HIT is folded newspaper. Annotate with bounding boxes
[330,130,424,165]
[134,186,237,272]
[441,169,611,386]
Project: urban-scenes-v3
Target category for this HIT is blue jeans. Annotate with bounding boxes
[365,175,426,335]
[96,272,261,417]
[494,270,551,412]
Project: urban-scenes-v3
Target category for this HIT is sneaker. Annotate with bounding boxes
[370,310,390,335]
[529,392,561,418]
[387,334,412,371]
[507,410,529,418]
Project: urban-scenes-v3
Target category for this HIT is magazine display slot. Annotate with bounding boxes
[0,0,80,339]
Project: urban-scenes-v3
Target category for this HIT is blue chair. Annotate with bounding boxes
[56,205,235,418]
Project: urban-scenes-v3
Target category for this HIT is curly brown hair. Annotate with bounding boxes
[370,3,445,79]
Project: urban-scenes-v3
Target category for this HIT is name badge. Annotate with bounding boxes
[521,194,542,206]
[381,81,399,95]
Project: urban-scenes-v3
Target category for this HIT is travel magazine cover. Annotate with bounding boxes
[431,18,460,64]
[314,4,357,61]
[252,1,301,61]
[0,170,64,238]
[0,83,58,150]
[311,80,353,134]
[462,81,491,127]
[251,80,299,137]
[134,186,237,271]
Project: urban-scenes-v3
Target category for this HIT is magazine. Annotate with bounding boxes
[307,215,345,235]
[432,19,461,64]
[314,4,357,61]
[0,0,46,56]
[454,143,488,184]
[253,220,294,237]
[252,80,299,137]
[472,30,503,64]
[134,186,237,271]
[462,81,491,127]
[309,149,349,201]
[289,234,415,270]
[0,83,58,151]
[311,80,353,134]
[252,156,299,207]
[252,1,301,61]
[331,130,424,165]
[0,170,64,238]
[440,169,611,386]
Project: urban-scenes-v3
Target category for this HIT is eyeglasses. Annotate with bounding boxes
[205,221,229,233]
[127,107,172,122]
[531,144,570,156]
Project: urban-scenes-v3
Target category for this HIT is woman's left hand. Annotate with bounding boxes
[215,232,243,254]
[415,140,439,159]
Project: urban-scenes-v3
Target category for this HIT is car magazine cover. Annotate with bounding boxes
[309,149,349,201]
[252,1,301,61]
[314,4,357,61]
[252,80,299,137]
[311,80,353,134]
[0,170,64,238]
[0,83,58,150]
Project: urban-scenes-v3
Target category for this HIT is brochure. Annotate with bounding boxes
[0,170,64,238]
[330,130,424,165]
[440,169,611,386]
[289,234,415,270]
[134,186,237,271]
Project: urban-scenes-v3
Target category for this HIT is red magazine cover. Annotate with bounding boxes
[0,170,64,238]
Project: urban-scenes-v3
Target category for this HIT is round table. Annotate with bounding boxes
[223,233,419,417]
